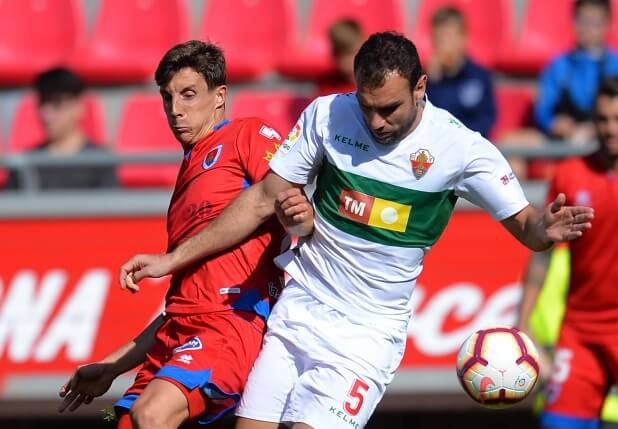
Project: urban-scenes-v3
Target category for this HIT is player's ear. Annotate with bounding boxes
[413,74,427,106]
[214,85,227,110]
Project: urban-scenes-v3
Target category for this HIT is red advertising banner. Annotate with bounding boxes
[0,212,530,393]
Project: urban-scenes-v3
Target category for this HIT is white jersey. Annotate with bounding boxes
[270,94,528,325]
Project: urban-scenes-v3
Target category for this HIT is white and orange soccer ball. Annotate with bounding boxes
[456,326,540,409]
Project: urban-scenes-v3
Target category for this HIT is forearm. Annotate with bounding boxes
[516,251,551,333]
[169,173,299,272]
[170,182,275,271]
[101,315,163,376]
[502,205,554,252]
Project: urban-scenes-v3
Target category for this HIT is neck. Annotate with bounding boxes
[47,129,86,155]
[598,148,618,171]
[443,56,466,77]
[184,108,226,151]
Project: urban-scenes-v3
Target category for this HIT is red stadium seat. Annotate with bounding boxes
[116,93,180,188]
[491,85,535,141]
[7,93,106,153]
[278,0,405,79]
[0,0,85,85]
[71,0,190,84]
[496,0,575,74]
[410,0,512,68]
[610,0,618,50]
[198,0,295,82]
[229,90,312,136]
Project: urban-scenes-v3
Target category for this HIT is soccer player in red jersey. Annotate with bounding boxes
[518,76,618,429]
[57,40,313,428]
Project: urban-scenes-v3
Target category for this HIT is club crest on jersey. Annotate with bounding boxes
[410,149,434,179]
[203,145,223,170]
[173,337,203,354]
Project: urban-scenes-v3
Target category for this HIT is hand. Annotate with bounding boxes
[542,193,594,243]
[551,115,576,139]
[276,188,314,237]
[537,346,554,383]
[119,253,175,293]
[58,362,117,412]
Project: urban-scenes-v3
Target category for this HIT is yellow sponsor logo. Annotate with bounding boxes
[368,197,411,232]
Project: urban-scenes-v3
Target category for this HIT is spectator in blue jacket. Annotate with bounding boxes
[426,6,496,138]
[535,0,618,143]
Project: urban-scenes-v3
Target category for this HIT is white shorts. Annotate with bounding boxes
[236,279,408,429]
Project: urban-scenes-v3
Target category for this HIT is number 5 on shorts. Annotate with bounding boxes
[344,378,370,416]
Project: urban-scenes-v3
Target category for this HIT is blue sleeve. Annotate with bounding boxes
[534,58,565,132]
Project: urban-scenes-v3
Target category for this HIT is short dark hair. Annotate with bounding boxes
[574,0,610,16]
[35,67,84,103]
[431,6,466,30]
[354,32,423,91]
[155,40,226,89]
[597,76,618,99]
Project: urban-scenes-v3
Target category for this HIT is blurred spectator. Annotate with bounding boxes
[425,6,496,138]
[6,67,117,190]
[535,0,618,143]
[315,19,364,96]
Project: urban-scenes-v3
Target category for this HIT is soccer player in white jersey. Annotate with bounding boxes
[120,32,594,429]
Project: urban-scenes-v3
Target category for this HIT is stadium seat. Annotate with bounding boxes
[116,93,180,188]
[0,0,85,85]
[198,0,295,82]
[491,85,535,141]
[70,0,190,84]
[410,0,512,68]
[278,0,405,79]
[7,93,106,153]
[229,90,312,136]
[496,0,575,74]
[610,0,618,50]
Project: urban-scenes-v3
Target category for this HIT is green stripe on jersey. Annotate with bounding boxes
[314,161,457,247]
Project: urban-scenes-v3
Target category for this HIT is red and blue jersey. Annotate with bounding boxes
[165,117,286,319]
[546,154,618,340]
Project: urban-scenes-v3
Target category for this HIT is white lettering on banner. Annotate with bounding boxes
[0,270,65,362]
[35,269,109,362]
[343,196,366,216]
[409,282,522,356]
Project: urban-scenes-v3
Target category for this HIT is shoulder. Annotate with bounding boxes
[426,101,481,142]
[541,52,571,74]
[552,156,590,184]
[228,117,284,141]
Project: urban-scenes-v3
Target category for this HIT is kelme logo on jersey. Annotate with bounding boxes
[279,123,301,154]
[339,189,412,233]
[203,145,223,170]
[410,149,434,179]
[173,336,203,354]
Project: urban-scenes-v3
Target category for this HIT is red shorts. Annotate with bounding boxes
[115,310,265,426]
[541,323,618,428]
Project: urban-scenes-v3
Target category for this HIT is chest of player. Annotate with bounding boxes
[565,171,618,230]
[167,143,247,235]
[315,128,461,247]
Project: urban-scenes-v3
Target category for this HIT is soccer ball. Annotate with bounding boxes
[456,326,540,409]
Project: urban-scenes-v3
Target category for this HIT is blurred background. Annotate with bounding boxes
[0,0,614,428]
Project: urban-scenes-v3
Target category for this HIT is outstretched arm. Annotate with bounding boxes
[500,193,593,252]
[58,314,164,412]
[120,172,311,289]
